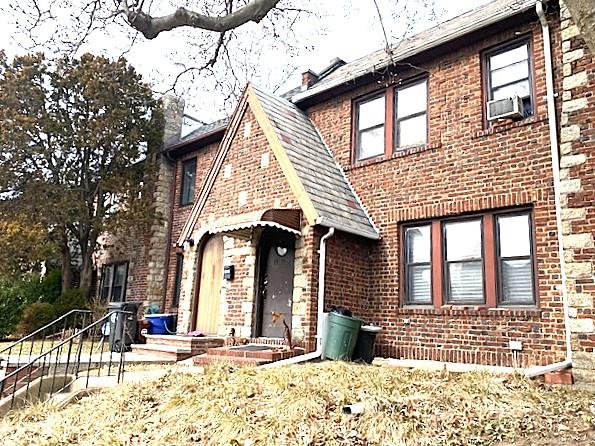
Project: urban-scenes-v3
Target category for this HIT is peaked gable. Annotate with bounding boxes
[177,84,379,245]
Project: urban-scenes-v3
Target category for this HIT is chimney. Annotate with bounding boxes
[161,95,185,146]
[301,69,319,91]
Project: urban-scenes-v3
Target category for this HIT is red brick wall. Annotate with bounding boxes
[163,142,219,313]
[306,15,568,367]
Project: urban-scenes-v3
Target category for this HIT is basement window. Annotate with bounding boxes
[354,93,386,161]
[101,262,128,302]
[180,157,196,206]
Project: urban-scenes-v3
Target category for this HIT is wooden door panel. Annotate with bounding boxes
[196,236,224,334]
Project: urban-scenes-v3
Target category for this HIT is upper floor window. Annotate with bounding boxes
[180,158,196,205]
[395,79,428,149]
[355,93,386,161]
[485,40,533,118]
[101,262,128,302]
[402,209,535,307]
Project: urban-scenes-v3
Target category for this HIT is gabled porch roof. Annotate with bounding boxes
[177,84,379,246]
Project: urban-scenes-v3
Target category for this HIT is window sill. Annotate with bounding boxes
[347,142,442,171]
[179,202,194,208]
[472,114,547,139]
[397,305,541,318]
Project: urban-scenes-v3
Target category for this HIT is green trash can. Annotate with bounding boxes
[323,312,363,361]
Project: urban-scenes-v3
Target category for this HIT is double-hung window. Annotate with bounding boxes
[496,213,534,304]
[101,262,128,302]
[404,225,432,304]
[180,158,196,205]
[485,40,533,117]
[402,210,536,307]
[355,93,386,161]
[395,79,428,148]
[444,219,484,304]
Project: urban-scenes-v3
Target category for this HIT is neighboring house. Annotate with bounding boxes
[97,0,595,381]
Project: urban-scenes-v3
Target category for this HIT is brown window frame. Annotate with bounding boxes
[394,78,429,150]
[494,210,537,306]
[482,36,535,123]
[353,91,387,162]
[402,224,433,305]
[400,208,537,308]
[442,217,486,305]
[100,262,129,303]
[180,157,197,206]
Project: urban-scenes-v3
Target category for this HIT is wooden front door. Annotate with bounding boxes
[257,231,295,338]
[195,235,224,334]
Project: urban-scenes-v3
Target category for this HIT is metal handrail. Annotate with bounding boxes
[0,309,93,356]
[0,310,133,412]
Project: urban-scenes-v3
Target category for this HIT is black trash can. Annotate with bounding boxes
[107,302,139,352]
[352,325,382,363]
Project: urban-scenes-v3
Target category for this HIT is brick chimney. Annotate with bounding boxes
[301,69,319,91]
[161,95,185,146]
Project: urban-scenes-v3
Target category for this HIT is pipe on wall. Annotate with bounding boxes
[525,0,573,378]
[260,227,335,368]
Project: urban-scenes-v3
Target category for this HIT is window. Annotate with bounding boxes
[395,79,428,148]
[355,93,386,161]
[496,213,534,304]
[444,219,484,304]
[401,210,536,307]
[404,225,432,304]
[100,262,128,302]
[172,254,184,307]
[180,158,196,205]
[485,40,533,117]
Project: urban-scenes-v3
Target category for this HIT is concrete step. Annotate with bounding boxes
[130,344,192,362]
[142,335,225,356]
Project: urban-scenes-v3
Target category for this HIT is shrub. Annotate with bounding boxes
[0,282,27,339]
[53,289,89,317]
[16,302,57,335]
[0,270,62,339]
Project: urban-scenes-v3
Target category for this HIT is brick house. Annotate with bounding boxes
[97,0,595,380]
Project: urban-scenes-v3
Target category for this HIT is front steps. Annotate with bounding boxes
[131,335,225,362]
[194,344,305,367]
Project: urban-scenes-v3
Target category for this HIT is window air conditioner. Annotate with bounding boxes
[486,96,524,121]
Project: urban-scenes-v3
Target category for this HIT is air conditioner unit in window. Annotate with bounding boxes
[486,96,524,121]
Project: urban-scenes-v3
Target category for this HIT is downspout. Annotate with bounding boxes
[525,1,572,378]
[160,150,177,313]
[261,227,335,368]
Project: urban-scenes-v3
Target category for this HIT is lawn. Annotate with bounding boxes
[0,340,102,357]
[0,362,594,445]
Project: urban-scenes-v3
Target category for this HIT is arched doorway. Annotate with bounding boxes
[195,235,224,334]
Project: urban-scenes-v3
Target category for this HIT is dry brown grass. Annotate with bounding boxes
[0,361,594,446]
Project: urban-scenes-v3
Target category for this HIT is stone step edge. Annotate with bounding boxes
[131,344,192,354]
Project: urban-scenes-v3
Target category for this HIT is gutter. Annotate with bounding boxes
[261,227,335,368]
[525,1,573,379]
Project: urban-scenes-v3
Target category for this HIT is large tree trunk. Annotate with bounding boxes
[59,236,73,292]
[565,0,595,54]
[79,250,94,299]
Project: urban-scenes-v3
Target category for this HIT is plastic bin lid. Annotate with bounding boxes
[144,313,175,317]
[360,325,382,333]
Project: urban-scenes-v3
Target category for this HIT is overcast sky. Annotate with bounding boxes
[0,0,491,125]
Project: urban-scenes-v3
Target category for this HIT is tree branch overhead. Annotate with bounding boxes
[121,0,281,39]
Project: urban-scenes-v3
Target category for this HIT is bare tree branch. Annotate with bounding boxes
[119,0,281,39]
